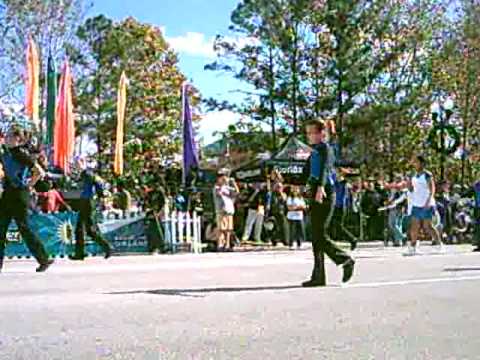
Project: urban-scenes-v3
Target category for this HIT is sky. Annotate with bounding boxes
[92,0,247,145]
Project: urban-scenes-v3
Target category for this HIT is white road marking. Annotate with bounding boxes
[345,274,480,289]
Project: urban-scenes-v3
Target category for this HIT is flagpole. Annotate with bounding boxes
[181,82,187,187]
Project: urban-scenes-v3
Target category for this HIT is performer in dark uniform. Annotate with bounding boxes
[303,119,355,287]
[70,164,113,260]
[0,127,53,272]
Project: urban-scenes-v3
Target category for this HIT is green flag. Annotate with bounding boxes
[46,54,57,146]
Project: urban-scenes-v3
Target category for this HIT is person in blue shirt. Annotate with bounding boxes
[473,181,480,252]
[303,119,355,287]
[70,163,112,260]
[325,120,358,250]
[330,176,357,250]
[0,127,53,272]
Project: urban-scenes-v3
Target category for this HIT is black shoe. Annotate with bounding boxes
[68,255,85,261]
[342,259,355,283]
[0,257,3,273]
[473,247,480,252]
[36,259,54,273]
[104,245,113,259]
[302,278,326,287]
[350,241,357,251]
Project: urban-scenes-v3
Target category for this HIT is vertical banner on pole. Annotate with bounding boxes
[54,60,75,174]
[46,53,57,147]
[25,36,40,129]
[182,84,199,187]
[114,72,128,176]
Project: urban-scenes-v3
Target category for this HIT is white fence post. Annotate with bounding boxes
[171,211,177,251]
[186,212,192,246]
[192,211,199,254]
[162,210,202,254]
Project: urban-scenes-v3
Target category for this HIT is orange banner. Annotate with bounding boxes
[114,71,128,176]
[53,61,75,174]
[25,36,40,128]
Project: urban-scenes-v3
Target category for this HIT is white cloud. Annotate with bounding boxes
[223,35,260,49]
[198,110,240,144]
[167,31,216,58]
[162,26,260,59]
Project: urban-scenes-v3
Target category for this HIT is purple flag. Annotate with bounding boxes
[182,84,199,186]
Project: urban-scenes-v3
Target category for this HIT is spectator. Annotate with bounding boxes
[37,181,72,213]
[287,186,306,249]
[266,182,289,246]
[241,183,267,243]
[113,183,132,217]
[214,172,239,251]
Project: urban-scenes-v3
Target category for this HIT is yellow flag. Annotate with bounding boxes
[114,72,128,176]
[25,36,40,128]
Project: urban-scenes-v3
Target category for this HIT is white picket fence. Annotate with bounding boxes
[162,211,202,254]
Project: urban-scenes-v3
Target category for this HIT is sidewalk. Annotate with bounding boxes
[231,241,385,252]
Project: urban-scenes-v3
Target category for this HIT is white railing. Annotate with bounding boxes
[162,210,202,254]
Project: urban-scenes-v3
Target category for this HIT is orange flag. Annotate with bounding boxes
[54,61,75,174]
[114,71,128,176]
[25,36,40,128]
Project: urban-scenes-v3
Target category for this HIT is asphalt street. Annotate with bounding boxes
[1,244,480,360]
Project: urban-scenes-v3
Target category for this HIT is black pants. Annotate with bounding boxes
[310,192,351,280]
[146,212,164,253]
[74,199,111,258]
[271,213,289,246]
[367,213,384,241]
[0,189,49,266]
[474,208,480,247]
[331,207,356,246]
[288,220,305,247]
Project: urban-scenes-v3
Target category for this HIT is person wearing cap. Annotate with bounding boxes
[0,127,53,272]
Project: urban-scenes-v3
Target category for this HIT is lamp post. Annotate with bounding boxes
[430,99,454,181]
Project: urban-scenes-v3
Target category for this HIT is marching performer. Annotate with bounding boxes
[0,127,53,272]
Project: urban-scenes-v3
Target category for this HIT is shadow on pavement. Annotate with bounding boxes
[107,284,306,298]
[444,266,480,272]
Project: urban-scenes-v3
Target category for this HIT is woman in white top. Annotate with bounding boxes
[408,155,442,254]
[287,186,307,249]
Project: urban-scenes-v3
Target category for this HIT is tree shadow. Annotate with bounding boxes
[107,284,312,298]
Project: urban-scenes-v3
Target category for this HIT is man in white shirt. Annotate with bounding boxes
[214,172,239,251]
[407,155,442,254]
[287,186,307,249]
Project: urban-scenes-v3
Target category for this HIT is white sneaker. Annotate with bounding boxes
[437,243,445,253]
[404,246,416,256]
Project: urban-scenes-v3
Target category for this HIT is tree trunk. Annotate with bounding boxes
[268,46,277,151]
[291,22,299,133]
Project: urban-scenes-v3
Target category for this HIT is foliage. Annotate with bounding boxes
[207,0,466,180]
[0,0,89,100]
[71,16,201,194]
[431,0,480,181]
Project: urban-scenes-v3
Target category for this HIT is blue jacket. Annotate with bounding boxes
[0,145,34,190]
[474,182,480,209]
[80,171,104,199]
[308,142,335,191]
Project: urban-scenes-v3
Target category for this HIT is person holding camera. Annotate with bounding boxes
[214,172,239,251]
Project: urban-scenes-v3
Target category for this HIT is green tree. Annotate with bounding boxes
[432,0,480,183]
[72,16,201,190]
[0,0,89,100]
